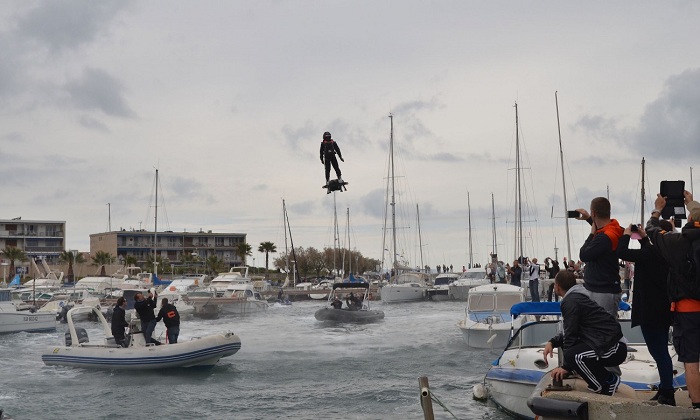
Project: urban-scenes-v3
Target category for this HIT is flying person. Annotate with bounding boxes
[320,131,344,188]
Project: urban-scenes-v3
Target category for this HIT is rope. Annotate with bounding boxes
[429,390,461,420]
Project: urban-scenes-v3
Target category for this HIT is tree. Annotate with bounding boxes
[257,241,277,277]
[91,251,115,276]
[234,242,252,266]
[205,255,225,276]
[124,255,138,267]
[1,247,27,283]
[59,251,86,283]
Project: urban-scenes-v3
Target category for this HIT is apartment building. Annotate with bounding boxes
[0,217,66,263]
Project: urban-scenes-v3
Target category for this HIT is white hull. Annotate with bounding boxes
[308,293,329,300]
[485,377,538,419]
[219,300,269,315]
[0,311,56,334]
[457,319,516,349]
[380,284,425,303]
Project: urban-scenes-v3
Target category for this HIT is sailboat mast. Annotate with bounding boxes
[641,158,646,226]
[555,92,572,261]
[334,193,339,277]
[347,208,351,276]
[389,114,397,271]
[154,169,158,277]
[514,103,523,260]
[468,192,473,267]
[491,193,497,257]
[283,199,289,275]
[285,201,300,286]
[416,204,424,273]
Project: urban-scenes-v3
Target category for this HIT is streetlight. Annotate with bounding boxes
[253,257,256,275]
[1,262,8,286]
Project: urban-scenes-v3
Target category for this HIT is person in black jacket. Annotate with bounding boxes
[319,131,344,187]
[646,191,700,409]
[134,291,160,345]
[110,297,129,347]
[543,270,627,396]
[617,220,675,405]
[155,298,180,344]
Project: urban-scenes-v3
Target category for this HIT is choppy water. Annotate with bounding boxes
[0,301,512,420]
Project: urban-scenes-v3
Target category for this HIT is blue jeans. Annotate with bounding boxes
[641,325,674,390]
[166,326,180,344]
[141,319,157,344]
[529,279,540,302]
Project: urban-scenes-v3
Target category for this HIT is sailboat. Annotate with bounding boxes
[379,114,429,303]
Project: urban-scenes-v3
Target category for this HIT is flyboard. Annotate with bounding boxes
[323,179,348,194]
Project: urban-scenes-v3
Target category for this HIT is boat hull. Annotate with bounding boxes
[457,319,515,349]
[219,300,269,315]
[0,312,56,334]
[379,284,425,303]
[314,308,384,323]
[42,333,242,369]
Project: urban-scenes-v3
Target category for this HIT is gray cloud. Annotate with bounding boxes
[281,120,317,150]
[571,114,622,142]
[16,0,129,53]
[78,115,109,132]
[634,68,700,160]
[288,200,314,216]
[64,68,136,118]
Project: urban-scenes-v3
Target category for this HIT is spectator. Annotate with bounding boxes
[574,197,624,317]
[646,191,700,409]
[545,257,561,302]
[509,260,522,287]
[526,258,541,302]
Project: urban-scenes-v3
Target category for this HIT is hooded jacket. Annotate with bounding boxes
[579,219,623,294]
[549,284,623,371]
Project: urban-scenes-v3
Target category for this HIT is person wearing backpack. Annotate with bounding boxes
[646,190,700,409]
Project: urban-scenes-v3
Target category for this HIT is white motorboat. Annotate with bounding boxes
[0,288,56,334]
[447,268,490,300]
[207,267,252,296]
[187,281,268,317]
[39,288,103,322]
[380,272,429,303]
[41,306,241,370]
[314,282,384,323]
[475,302,687,419]
[426,273,459,301]
[457,283,524,349]
[309,280,334,300]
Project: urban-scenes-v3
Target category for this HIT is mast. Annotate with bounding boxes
[640,158,646,226]
[416,204,424,273]
[514,103,523,261]
[284,200,300,286]
[389,114,397,272]
[283,199,289,279]
[347,208,351,276]
[491,193,497,258]
[334,193,340,277]
[154,169,159,278]
[555,92,572,261]
[691,167,695,195]
[467,192,473,268]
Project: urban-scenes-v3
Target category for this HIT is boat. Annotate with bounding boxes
[314,282,384,323]
[457,283,524,349]
[475,302,687,419]
[219,282,269,314]
[448,268,490,300]
[0,288,56,334]
[39,288,103,322]
[41,306,241,369]
[309,280,334,300]
[207,267,252,296]
[380,272,429,303]
[426,272,459,301]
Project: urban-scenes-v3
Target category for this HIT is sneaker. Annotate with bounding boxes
[600,374,621,396]
[657,390,676,406]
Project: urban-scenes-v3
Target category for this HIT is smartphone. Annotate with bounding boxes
[660,180,686,221]
[567,210,580,218]
[630,224,638,232]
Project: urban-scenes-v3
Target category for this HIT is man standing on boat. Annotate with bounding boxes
[645,190,700,409]
[134,291,160,345]
[110,297,128,347]
[508,259,522,287]
[526,258,540,302]
[319,131,344,188]
[155,298,180,344]
[574,197,623,317]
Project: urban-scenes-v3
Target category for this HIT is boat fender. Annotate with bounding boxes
[472,383,487,400]
[527,396,587,418]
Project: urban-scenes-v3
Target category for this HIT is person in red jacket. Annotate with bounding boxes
[319,131,344,187]
[573,197,624,317]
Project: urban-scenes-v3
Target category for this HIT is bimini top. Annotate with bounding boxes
[510,302,562,318]
[332,282,370,290]
[510,300,631,319]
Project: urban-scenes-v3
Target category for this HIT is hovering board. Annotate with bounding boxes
[323,179,348,193]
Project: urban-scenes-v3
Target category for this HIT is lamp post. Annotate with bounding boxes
[253,257,256,275]
[1,262,8,285]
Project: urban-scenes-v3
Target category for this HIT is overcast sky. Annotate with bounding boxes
[2,1,699,271]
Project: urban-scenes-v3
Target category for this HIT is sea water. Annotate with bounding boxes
[0,301,512,419]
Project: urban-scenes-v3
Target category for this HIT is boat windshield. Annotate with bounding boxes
[0,290,10,302]
[460,271,485,280]
[468,293,522,312]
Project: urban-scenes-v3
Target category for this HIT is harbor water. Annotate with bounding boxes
[0,300,512,419]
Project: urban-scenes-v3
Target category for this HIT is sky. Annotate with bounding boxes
[2,1,700,272]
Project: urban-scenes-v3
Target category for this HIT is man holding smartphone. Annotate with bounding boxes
[573,197,624,317]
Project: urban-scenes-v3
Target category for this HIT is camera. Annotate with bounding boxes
[630,225,638,232]
[567,210,580,218]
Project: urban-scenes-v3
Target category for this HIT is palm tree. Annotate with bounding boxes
[59,251,86,283]
[234,242,252,267]
[124,255,138,267]
[1,247,27,283]
[257,241,277,277]
[205,255,225,276]
[91,251,115,276]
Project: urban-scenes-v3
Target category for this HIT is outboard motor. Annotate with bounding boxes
[64,327,89,346]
